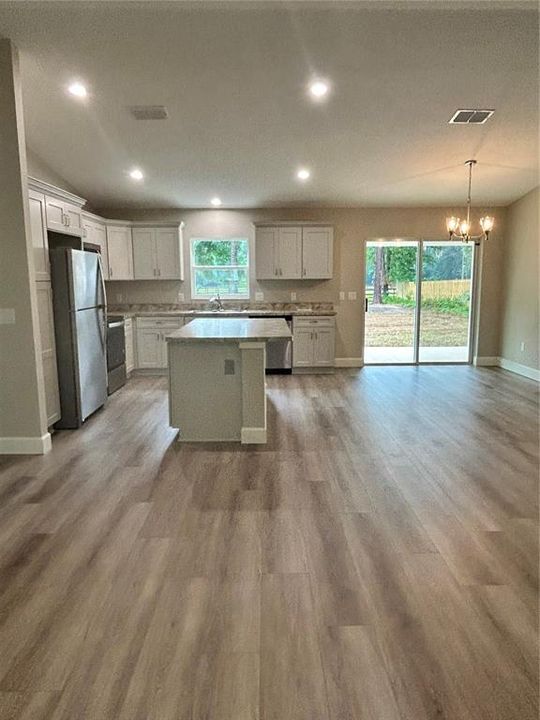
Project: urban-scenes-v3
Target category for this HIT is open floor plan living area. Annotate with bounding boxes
[0,2,538,719]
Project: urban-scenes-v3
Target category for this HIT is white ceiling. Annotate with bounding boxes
[0,1,538,208]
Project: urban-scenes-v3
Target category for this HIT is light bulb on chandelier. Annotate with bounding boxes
[446,160,494,245]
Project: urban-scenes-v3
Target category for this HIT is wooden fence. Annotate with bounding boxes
[395,279,470,299]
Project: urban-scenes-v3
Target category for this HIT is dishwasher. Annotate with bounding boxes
[248,315,292,373]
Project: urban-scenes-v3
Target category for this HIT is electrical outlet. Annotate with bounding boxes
[348,291,357,300]
[177,292,185,302]
[255,291,264,301]
[520,341,526,352]
[339,291,345,301]
[290,292,297,302]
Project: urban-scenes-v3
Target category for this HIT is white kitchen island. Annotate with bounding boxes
[166,317,292,444]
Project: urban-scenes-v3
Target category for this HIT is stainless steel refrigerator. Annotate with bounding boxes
[49,248,108,428]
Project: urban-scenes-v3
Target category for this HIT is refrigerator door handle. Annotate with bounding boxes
[97,252,108,356]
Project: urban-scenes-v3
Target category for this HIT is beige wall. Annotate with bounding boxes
[102,205,505,360]
[0,39,48,450]
[26,148,80,196]
[500,187,539,370]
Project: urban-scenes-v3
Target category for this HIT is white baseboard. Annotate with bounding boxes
[0,432,52,455]
[498,357,540,381]
[334,357,364,368]
[241,427,267,444]
[473,356,499,366]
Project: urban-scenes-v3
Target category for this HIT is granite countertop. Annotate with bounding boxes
[107,303,336,318]
[166,317,292,343]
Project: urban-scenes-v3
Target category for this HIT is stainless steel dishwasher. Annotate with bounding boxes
[248,315,292,373]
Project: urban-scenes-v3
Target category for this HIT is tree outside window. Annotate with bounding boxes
[191,238,249,299]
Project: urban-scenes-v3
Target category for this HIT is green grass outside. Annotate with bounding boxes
[381,294,470,316]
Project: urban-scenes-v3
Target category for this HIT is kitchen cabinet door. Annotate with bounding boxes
[35,282,61,426]
[302,227,333,279]
[132,228,156,279]
[136,328,162,368]
[255,227,278,279]
[313,326,335,366]
[292,327,314,367]
[107,226,133,280]
[44,196,66,234]
[28,190,49,281]
[63,201,84,235]
[45,196,83,237]
[278,227,302,279]
[84,219,109,279]
[124,318,135,373]
[155,228,182,279]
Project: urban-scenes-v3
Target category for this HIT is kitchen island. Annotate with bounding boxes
[166,317,292,444]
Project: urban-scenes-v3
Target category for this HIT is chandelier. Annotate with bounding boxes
[446,160,494,245]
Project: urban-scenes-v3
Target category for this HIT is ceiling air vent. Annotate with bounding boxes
[130,105,169,120]
[449,109,494,125]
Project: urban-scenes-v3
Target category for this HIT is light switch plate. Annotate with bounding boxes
[116,293,124,303]
[348,291,357,300]
[339,291,345,301]
[255,291,264,301]
[0,308,15,325]
[290,292,297,301]
[177,292,185,302]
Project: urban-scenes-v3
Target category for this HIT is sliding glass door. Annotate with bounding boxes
[364,239,476,364]
[419,241,474,362]
[364,240,418,364]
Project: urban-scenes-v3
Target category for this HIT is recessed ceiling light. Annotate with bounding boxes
[308,79,329,100]
[297,168,311,181]
[129,168,144,181]
[211,197,222,207]
[68,82,87,98]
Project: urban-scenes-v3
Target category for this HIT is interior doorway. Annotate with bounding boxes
[364,239,476,364]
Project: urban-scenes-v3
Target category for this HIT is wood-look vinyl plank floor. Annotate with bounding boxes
[0,367,537,719]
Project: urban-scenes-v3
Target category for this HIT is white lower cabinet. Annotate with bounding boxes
[124,318,135,373]
[293,316,335,369]
[135,317,183,370]
[35,282,61,426]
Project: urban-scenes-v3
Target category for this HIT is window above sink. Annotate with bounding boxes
[190,237,249,300]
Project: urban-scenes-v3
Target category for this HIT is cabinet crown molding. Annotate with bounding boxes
[27,176,86,208]
[253,221,333,227]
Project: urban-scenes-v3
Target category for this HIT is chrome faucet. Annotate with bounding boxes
[209,293,225,311]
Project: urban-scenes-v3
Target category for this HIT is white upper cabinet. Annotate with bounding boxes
[132,228,155,279]
[82,215,109,279]
[28,190,49,281]
[107,225,133,280]
[278,227,303,279]
[132,225,184,280]
[155,227,183,279]
[255,224,333,280]
[302,226,333,279]
[45,195,84,237]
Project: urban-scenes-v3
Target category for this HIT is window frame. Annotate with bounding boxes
[190,237,250,300]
